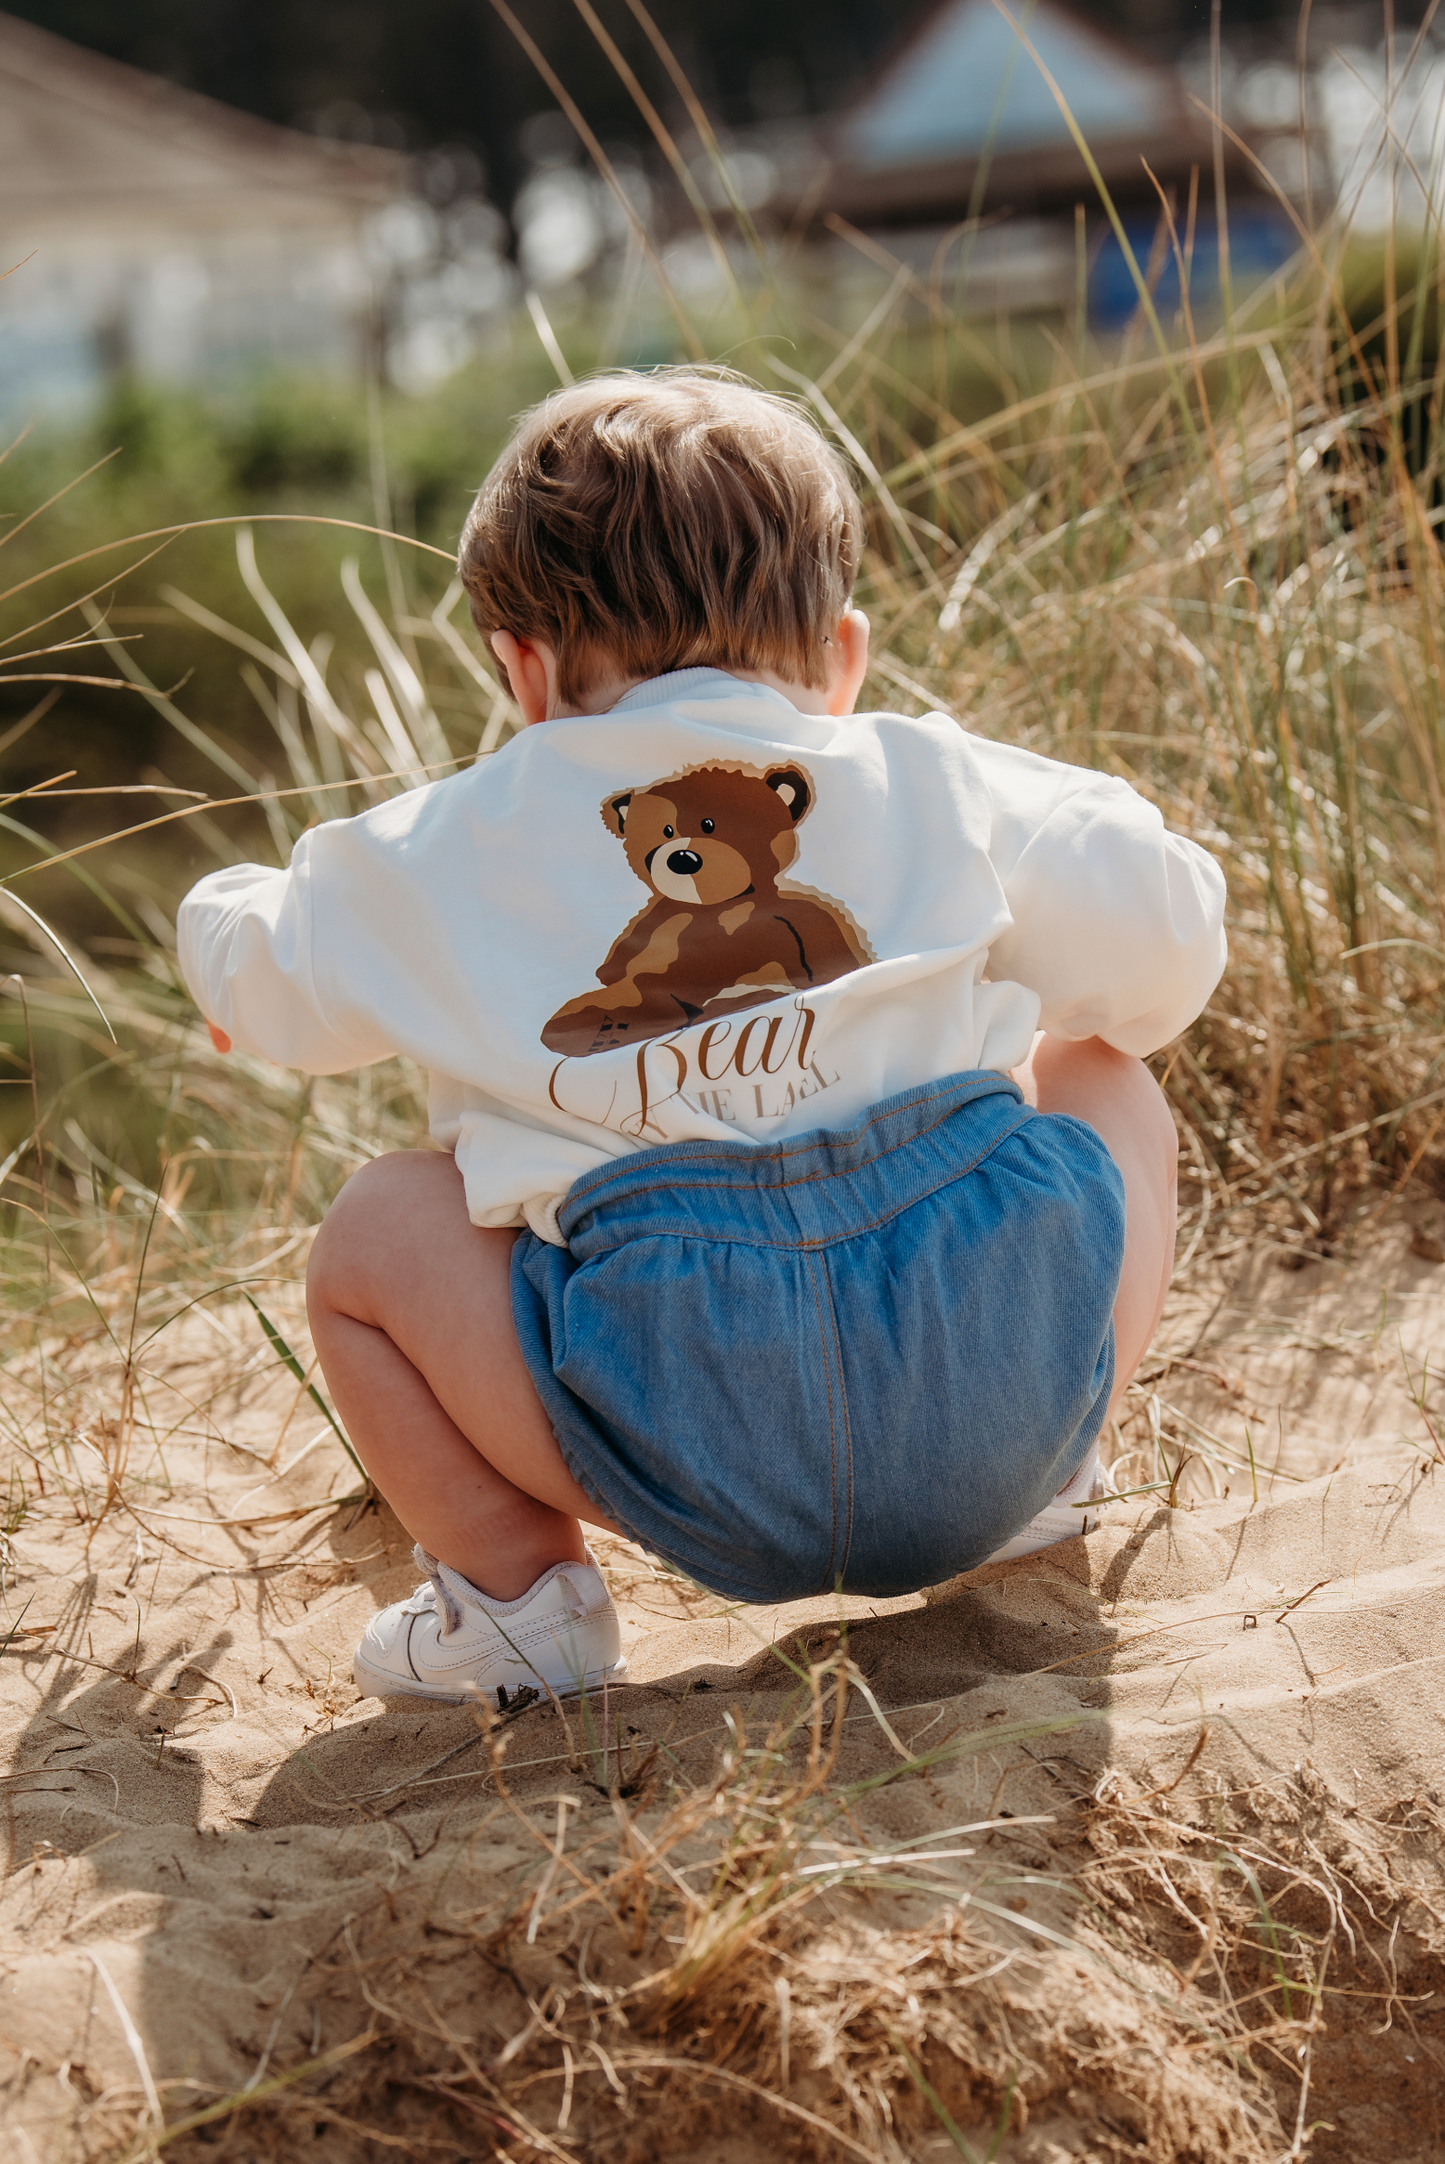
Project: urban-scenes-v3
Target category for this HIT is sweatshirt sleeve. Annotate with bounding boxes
[176,845,398,1075]
[974,737,1227,1057]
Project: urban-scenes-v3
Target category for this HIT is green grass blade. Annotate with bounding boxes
[242,1291,365,1479]
[0,890,116,1041]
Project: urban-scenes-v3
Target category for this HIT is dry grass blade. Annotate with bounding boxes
[487,0,707,360]
[88,1950,163,2139]
[4,45,1445,2163]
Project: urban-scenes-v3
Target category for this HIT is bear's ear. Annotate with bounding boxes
[604,791,633,836]
[766,767,811,823]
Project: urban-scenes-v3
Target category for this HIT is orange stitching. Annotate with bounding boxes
[804,1251,839,1595]
[568,1077,1022,1199]
[577,1116,1043,1259]
[570,1104,1036,1224]
[816,1256,854,1587]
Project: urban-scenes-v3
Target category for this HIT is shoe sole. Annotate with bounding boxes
[352,1651,628,1706]
[984,1510,1101,1564]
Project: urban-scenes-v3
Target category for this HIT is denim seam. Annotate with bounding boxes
[548,1431,644,1547]
[817,1254,854,1588]
[567,1106,1035,1242]
[548,1443,726,1597]
[803,1250,840,1592]
[576,1117,1036,1259]
[563,1078,1022,1209]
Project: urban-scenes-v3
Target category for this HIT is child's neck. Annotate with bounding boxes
[566,662,833,719]
[493,610,869,726]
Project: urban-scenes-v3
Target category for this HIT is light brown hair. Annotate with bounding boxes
[458,369,862,708]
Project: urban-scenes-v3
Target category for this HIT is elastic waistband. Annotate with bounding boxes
[557,1068,1034,1256]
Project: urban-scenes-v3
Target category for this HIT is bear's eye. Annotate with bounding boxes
[701,818,715,834]
[663,824,674,839]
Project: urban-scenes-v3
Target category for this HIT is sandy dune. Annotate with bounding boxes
[2,1224,1443,2160]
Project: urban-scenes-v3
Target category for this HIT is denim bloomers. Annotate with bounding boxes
[511,1069,1126,1604]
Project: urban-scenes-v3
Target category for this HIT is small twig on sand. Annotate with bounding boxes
[1275,1581,1330,1625]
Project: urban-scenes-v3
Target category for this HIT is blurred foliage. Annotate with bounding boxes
[0,335,567,909]
[1336,234,1445,493]
[0,278,1070,930]
[4,209,1445,1251]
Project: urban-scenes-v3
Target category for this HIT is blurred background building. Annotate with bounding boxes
[828,0,1207,223]
[0,12,404,420]
[0,0,1439,418]
[799,0,1292,329]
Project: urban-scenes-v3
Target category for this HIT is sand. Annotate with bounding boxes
[2,1221,1444,2161]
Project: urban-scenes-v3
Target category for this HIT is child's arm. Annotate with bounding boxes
[178,843,399,1075]
[975,738,1226,1056]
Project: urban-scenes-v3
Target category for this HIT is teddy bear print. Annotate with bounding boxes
[542,763,873,1058]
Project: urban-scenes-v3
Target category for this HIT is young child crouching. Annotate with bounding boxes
[178,370,1225,1705]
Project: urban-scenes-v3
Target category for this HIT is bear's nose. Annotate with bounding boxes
[666,847,704,875]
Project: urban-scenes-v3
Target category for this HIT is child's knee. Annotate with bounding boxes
[1089,1043,1176,1157]
[1114,1056,1178,1205]
[1135,1057,1178,1157]
[1140,1064,1180,1195]
[307,1150,460,1316]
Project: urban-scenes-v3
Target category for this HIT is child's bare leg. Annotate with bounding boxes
[1011,1034,1178,1417]
[306,1151,616,1600]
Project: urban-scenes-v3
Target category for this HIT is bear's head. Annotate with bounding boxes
[602,764,812,906]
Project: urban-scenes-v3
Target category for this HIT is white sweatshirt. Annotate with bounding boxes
[177,668,1226,1244]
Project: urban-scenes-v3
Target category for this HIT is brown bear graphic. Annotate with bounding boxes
[542,763,873,1058]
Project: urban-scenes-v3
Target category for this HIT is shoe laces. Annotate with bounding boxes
[410,1544,465,1635]
[406,1544,596,1640]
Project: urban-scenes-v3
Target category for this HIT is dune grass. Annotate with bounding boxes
[3,20,1445,2152]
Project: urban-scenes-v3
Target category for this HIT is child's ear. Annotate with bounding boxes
[604,791,633,836]
[490,630,554,727]
[766,767,811,822]
[826,608,870,717]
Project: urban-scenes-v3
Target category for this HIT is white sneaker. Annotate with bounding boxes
[353,1544,625,1705]
[983,1446,1113,1564]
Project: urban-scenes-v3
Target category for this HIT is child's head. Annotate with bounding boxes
[459,369,863,716]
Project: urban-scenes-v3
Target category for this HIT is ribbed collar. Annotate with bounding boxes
[608,668,794,715]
